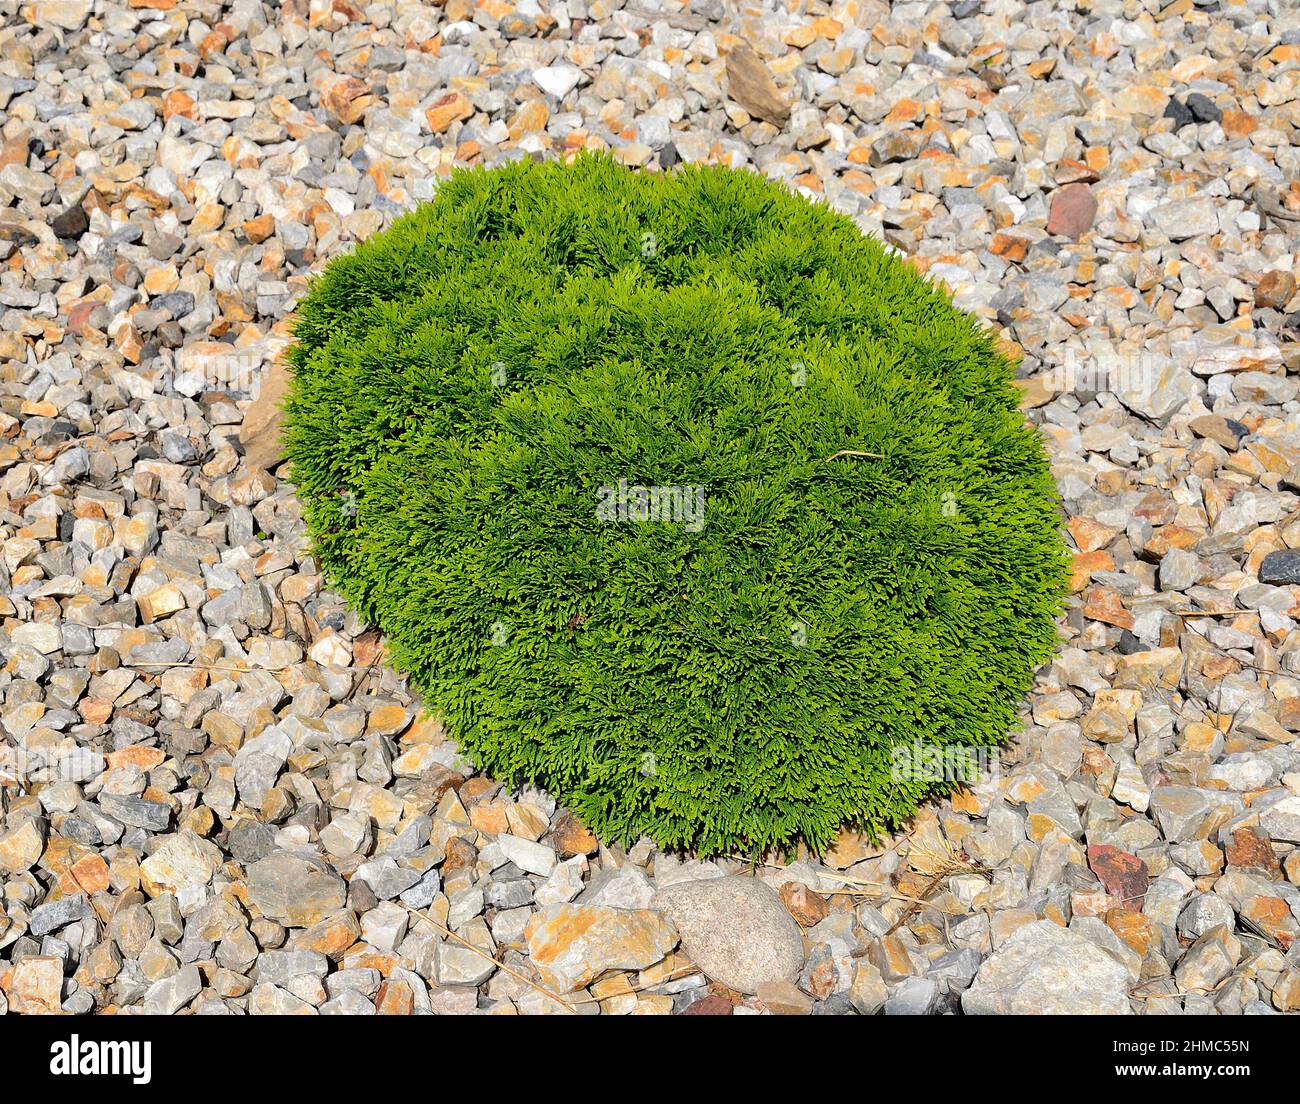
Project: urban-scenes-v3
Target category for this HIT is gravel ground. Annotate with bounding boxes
[2,0,1300,1016]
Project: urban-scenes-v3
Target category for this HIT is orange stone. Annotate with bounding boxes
[324,77,372,125]
[469,801,510,835]
[66,299,99,337]
[70,854,111,895]
[352,627,385,667]
[1225,827,1280,875]
[376,976,414,1014]
[106,745,167,771]
[1082,586,1133,630]
[824,828,885,869]
[1220,110,1257,139]
[989,232,1028,262]
[426,91,474,133]
[79,698,114,725]
[1067,516,1117,553]
[885,98,923,124]
[162,90,197,121]
[458,775,499,806]
[1242,896,1296,950]
[509,100,550,138]
[343,949,398,977]
[142,266,179,295]
[1069,549,1113,593]
[1105,907,1155,955]
[191,202,225,234]
[199,29,228,58]
[242,214,275,244]
[550,809,599,857]
[779,881,830,926]
[291,912,362,961]
[1145,524,1199,557]
[0,132,29,167]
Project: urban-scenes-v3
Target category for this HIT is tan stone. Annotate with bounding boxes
[323,77,371,125]
[0,818,45,873]
[524,905,678,992]
[755,978,813,1014]
[724,42,791,126]
[824,827,888,869]
[367,704,411,737]
[550,809,599,857]
[137,582,185,623]
[140,831,222,897]
[308,629,351,667]
[506,802,549,841]
[291,911,362,960]
[242,213,275,244]
[1256,270,1297,310]
[425,91,474,132]
[509,100,550,138]
[238,358,290,472]
[391,743,443,777]
[7,956,63,1014]
[143,266,179,295]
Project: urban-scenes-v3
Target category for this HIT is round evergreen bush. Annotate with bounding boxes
[283,154,1068,856]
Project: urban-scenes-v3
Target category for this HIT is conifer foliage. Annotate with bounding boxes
[284,155,1069,856]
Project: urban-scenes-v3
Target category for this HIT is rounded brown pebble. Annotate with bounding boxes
[778,880,830,927]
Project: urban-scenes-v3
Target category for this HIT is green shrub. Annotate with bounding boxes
[283,154,1068,856]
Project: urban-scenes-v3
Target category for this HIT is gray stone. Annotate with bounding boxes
[1260,795,1300,843]
[884,976,939,1015]
[28,894,90,936]
[1148,197,1218,240]
[1174,926,1241,992]
[1177,893,1235,941]
[143,964,202,1015]
[99,794,171,831]
[1159,548,1200,592]
[1259,551,1300,586]
[233,725,292,811]
[435,942,497,987]
[1115,360,1200,424]
[1148,787,1216,843]
[353,857,421,901]
[651,876,804,995]
[252,950,330,985]
[246,852,347,927]
[576,864,655,910]
[963,921,1132,1014]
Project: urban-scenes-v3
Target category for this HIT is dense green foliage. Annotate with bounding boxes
[283,154,1068,856]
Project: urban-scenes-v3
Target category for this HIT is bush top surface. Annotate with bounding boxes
[285,155,1068,855]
